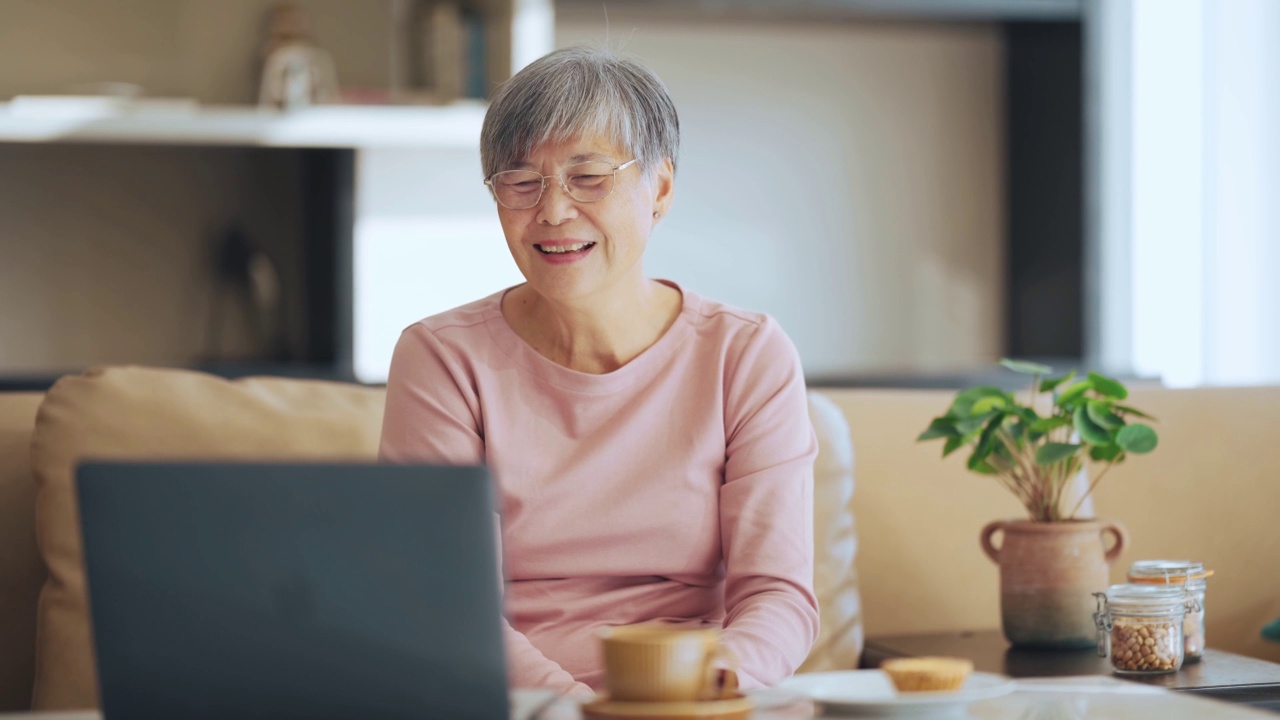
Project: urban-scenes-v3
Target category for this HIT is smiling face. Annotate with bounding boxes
[494,135,674,307]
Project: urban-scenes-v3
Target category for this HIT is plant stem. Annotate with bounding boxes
[996,431,1038,490]
[994,451,1052,521]
[1056,457,1080,518]
[990,455,1036,512]
[994,462,1028,500]
[1067,461,1113,520]
[1031,372,1040,418]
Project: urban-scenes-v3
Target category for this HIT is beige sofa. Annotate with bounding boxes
[1,366,1278,711]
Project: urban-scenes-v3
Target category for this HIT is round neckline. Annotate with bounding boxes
[485,280,698,394]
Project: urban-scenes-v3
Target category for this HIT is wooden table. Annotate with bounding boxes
[6,683,1280,720]
[863,629,1280,713]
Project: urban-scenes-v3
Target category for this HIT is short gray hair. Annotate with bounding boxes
[480,46,680,179]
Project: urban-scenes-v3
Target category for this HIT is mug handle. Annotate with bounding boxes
[1101,521,1129,564]
[980,520,1006,564]
[701,644,740,701]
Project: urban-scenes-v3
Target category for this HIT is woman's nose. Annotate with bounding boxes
[536,179,578,224]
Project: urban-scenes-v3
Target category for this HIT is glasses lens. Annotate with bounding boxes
[563,162,616,203]
[491,170,543,209]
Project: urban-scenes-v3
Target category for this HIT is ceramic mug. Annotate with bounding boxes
[598,624,734,702]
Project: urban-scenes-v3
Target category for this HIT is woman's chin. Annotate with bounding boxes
[523,276,602,306]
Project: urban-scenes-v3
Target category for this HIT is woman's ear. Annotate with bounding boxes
[652,157,675,219]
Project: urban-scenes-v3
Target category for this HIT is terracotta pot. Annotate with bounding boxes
[981,519,1128,649]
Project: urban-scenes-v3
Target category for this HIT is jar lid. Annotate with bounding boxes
[1103,583,1190,612]
[1127,559,1213,585]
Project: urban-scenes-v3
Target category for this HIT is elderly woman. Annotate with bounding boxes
[378,46,818,695]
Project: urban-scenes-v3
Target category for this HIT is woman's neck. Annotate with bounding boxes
[504,279,682,374]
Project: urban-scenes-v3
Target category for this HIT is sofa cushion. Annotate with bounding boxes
[0,392,46,711]
[29,366,385,710]
[799,391,862,672]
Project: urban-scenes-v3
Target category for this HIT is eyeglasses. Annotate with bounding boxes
[484,159,638,210]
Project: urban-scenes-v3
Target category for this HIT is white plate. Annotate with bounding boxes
[776,670,1015,716]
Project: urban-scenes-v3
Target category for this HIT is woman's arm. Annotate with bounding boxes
[379,325,593,695]
[718,317,820,689]
[379,325,485,466]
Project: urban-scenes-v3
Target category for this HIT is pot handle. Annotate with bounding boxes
[1101,521,1129,564]
[980,520,1006,564]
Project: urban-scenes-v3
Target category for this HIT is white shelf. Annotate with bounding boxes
[0,102,487,149]
[556,0,1082,21]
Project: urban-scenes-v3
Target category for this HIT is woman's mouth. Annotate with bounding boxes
[535,242,596,255]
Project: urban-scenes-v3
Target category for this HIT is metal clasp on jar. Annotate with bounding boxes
[1093,592,1113,658]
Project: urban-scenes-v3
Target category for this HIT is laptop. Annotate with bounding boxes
[76,461,510,720]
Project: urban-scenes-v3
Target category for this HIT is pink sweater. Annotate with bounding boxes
[378,284,819,692]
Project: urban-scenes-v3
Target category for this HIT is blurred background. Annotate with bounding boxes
[0,0,1275,390]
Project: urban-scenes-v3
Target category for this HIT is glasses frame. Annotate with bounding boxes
[484,158,639,210]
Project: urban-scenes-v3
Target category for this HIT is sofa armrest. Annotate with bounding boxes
[0,392,46,711]
[801,391,863,671]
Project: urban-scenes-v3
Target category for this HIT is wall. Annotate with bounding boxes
[555,15,1006,377]
[352,146,523,383]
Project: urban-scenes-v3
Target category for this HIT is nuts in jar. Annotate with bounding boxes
[1109,618,1181,672]
[1094,584,1194,675]
[1127,560,1212,662]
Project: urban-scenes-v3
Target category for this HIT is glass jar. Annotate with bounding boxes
[1127,560,1212,662]
[1094,584,1195,675]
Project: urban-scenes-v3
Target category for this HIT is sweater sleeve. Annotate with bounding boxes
[379,325,594,696]
[718,317,820,689]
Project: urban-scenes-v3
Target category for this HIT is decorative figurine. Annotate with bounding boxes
[258,0,339,110]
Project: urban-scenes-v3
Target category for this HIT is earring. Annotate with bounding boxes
[653,211,660,219]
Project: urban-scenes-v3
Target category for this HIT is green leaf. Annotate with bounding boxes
[1261,617,1280,642]
[1086,400,1126,431]
[1030,415,1072,434]
[1036,442,1082,465]
[1000,358,1054,375]
[1008,421,1028,442]
[1090,444,1124,462]
[1115,404,1157,421]
[1088,372,1130,400]
[972,417,1002,460]
[942,435,965,457]
[955,410,999,436]
[967,450,998,475]
[1013,406,1040,424]
[1040,370,1076,393]
[971,395,1010,415]
[1074,406,1113,446]
[1057,380,1092,407]
[948,386,1009,418]
[918,417,958,441]
[1117,424,1159,453]
[1012,409,1039,440]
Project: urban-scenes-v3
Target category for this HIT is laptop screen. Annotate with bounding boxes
[76,461,509,720]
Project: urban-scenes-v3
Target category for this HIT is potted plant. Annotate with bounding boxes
[918,359,1159,649]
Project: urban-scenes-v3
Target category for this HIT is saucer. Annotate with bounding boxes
[581,693,754,720]
[777,670,1015,716]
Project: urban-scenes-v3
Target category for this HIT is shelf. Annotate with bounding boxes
[0,102,487,149]
[0,363,361,393]
[556,0,1082,22]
